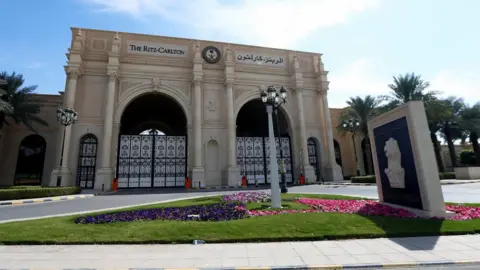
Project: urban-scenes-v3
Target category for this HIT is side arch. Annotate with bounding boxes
[234,89,296,133]
[14,134,47,185]
[114,81,192,126]
[76,133,98,189]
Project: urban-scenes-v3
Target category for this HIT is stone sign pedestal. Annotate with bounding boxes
[368,101,453,218]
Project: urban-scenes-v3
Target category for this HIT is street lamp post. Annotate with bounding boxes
[56,107,78,186]
[261,86,287,208]
[342,119,360,176]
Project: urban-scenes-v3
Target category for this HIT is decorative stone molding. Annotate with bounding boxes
[108,74,117,82]
[207,100,218,112]
[193,78,203,86]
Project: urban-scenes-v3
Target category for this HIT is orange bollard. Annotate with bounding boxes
[112,178,118,191]
[299,174,305,185]
[185,177,191,189]
[241,175,247,187]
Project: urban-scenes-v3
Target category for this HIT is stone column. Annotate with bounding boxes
[226,80,240,186]
[191,79,205,187]
[320,90,343,181]
[295,89,316,183]
[50,71,79,186]
[95,73,117,190]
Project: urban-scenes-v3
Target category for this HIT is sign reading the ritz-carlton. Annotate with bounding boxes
[235,52,285,67]
[126,41,188,57]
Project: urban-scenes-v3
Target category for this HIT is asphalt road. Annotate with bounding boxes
[1,183,479,223]
[365,265,480,269]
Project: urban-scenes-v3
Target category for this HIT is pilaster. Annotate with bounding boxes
[191,42,205,187]
[290,55,316,183]
[315,55,343,182]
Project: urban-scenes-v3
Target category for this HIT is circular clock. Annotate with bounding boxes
[202,46,221,64]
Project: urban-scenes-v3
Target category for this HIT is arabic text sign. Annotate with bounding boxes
[126,41,188,57]
[235,52,285,67]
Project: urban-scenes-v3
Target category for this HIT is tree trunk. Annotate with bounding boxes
[471,131,480,165]
[444,127,457,168]
[430,131,445,172]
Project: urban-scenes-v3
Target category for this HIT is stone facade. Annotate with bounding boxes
[0,27,360,190]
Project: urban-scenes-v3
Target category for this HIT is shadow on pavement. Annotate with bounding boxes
[357,203,445,251]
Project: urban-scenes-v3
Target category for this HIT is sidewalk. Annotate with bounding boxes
[1,235,479,269]
[323,179,480,186]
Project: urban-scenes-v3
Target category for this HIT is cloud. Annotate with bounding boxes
[327,58,390,108]
[27,62,46,69]
[430,71,480,105]
[327,59,480,108]
[82,0,380,47]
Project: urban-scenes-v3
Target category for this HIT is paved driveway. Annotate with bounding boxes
[1,183,479,223]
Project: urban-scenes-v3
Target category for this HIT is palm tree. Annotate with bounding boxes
[338,95,381,175]
[0,71,48,133]
[0,79,13,114]
[379,72,447,172]
[459,102,480,165]
[438,96,466,168]
[380,72,439,104]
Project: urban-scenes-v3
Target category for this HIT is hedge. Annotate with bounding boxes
[459,150,477,166]
[351,172,457,184]
[0,186,81,201]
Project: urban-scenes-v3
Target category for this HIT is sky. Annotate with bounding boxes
[1,0,479,108]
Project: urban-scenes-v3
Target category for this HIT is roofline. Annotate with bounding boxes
[70,26,323,56]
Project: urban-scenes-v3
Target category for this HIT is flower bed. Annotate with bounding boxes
[75,192,480,225]
[222,191,271,203]
[75,203,246,224]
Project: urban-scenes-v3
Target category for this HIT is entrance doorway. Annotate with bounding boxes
[236,99,293,185]
[307,137,321,181]
[117,93,188,188]
[14,134,46,185]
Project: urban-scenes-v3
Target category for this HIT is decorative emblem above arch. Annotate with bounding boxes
[114,79,192,125]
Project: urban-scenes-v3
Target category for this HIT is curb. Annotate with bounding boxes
[138,260,480,270]
[191,186,248,190]
[323,181,480,187]
[0,194,94,206]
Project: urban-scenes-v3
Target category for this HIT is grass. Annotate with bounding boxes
[0,193,479,245]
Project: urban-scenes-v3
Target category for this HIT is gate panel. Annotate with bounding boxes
[307,138,319,181]
[117,134,187,188]
[236,136,293,185]
[118,136,131,188]
[175,136,186,186]
[154,136,166,187]
[139,136,153,187]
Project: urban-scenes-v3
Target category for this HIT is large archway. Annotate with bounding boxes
[235,99,293,185]
[14,134,46,185]
[117,93,188,189]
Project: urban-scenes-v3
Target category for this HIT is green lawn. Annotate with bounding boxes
[0,193,479,245]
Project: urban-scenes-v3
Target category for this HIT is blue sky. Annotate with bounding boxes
[1,0,479,108]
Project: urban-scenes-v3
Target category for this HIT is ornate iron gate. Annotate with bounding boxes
[307,138,319,181]
[116,135,187,188]
[76,134,98,189]
[236,137,293,185]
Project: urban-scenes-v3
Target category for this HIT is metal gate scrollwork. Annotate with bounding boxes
[76,134,98,189]
[117,135,187,188]
[236,136,293,185]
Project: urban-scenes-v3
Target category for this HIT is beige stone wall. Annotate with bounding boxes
[0,94,62,185]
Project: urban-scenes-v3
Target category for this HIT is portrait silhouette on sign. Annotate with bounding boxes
[384,137,405,189]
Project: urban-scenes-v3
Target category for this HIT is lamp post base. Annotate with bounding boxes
[280,173,288,193]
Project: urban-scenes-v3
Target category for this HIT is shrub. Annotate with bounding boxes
[350,175,376,183]
[439,172,456,180]
[343,175,353,180]
[459,150,477,166]
[0,186,81,201]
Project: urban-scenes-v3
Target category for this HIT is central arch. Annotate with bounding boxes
[116,92,188,189]
[235,97,294,185]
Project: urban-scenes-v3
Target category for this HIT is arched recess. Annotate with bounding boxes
[333,139,343,167]
[14,134,47,185]
[116,90,188,189]
[362,138,374,175]
[76,134,98,189]
[114,81,191,126]
[205,140,221,186]
[235,97,294,185]
[307,137,321,181]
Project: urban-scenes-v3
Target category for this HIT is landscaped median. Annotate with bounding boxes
[0,186,81,201]
[0,191,480,245]
[350,172,457,184]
